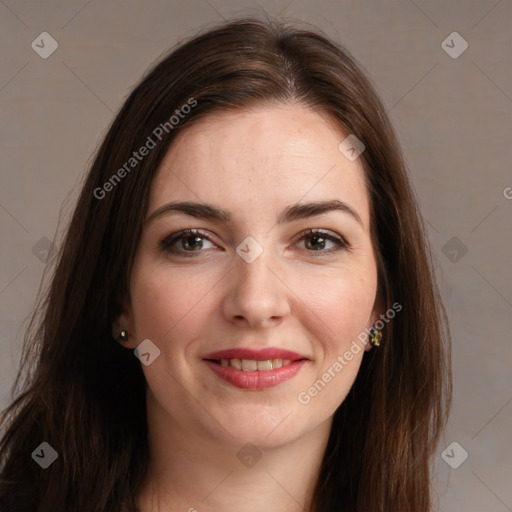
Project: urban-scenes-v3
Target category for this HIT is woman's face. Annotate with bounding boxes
[122,104,381,449]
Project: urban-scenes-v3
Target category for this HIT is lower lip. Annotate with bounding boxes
[203,360,307,390]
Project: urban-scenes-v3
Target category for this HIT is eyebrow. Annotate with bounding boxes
[145,199,363,227]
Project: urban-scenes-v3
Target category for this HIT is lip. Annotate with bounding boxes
[202,347,307,361]
[201,347,309,390]
[203,359,307,390]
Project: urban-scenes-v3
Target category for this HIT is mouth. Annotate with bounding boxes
[201,347,309,390]
[206,357,307,371]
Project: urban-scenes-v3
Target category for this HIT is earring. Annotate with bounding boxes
[369,327,382,347]
[117,330,129,342]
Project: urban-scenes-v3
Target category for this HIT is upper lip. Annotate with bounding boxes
[202,347,308,361]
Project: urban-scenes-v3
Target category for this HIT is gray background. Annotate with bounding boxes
[1,1,511,510]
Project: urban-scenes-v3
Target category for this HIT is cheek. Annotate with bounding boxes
[329,281,374,340]
[129,264,216,344]
[295,267,377,348]
[293,274,375,412]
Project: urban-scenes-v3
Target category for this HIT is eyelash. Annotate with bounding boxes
[159,228,349,257]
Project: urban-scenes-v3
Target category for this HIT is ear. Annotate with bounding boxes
[364,291,385,352]
[111,302,137,349]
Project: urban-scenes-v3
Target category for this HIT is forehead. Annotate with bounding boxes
[149,104,371,229]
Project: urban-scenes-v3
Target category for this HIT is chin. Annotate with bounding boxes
[215,410,305,449]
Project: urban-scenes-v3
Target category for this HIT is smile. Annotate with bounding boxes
[201,347,309,390]
[214,358,294,371]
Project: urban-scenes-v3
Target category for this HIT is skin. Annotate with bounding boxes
[114,103,383,511]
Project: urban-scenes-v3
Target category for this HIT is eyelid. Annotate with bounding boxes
[159,228,220,255]
[291,228,349,252]
[159,227,349,256]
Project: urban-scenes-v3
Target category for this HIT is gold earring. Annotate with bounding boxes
[369,327,382,347]
[117,330,129,342]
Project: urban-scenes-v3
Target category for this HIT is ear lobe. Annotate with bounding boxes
[111,312,134,346]
[111,314,125,340]
[365,293,385,352]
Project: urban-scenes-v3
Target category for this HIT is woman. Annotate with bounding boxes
[0,16,451,512]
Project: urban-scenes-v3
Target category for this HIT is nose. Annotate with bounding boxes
[221,248,291,329]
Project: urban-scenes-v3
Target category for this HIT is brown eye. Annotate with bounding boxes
[160,229,216,256]
[304,233,327,250]
[180,234,204,251]
[296,229,348,253]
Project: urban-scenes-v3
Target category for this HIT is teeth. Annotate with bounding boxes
[257,360,272,371]
[230,358,242,370]
[218,358,295,371]
[242,359,257,371]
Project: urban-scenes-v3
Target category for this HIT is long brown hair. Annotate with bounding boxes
[0,16,451,511]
